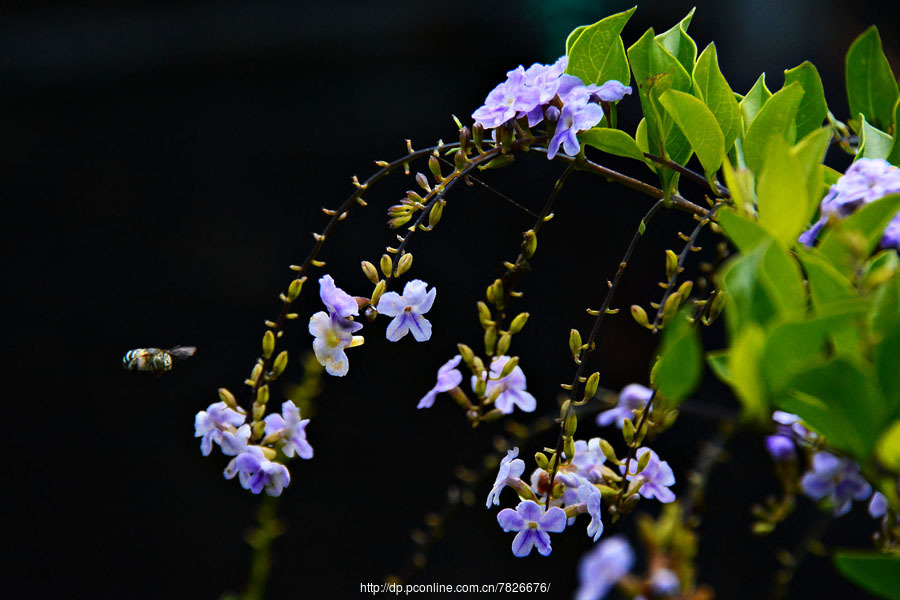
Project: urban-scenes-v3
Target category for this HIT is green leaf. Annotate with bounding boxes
[658,89,725,180]
[565,25,588,55]
[791,127,832,220]
[728,324,768,423]
[743,82,804,176]
[870,269,900,337]
[693,43,741,154]
[655,8,697,76]
[819,194,900,274]
[652,309,702,404]
[874,323,900,418]
[580,127,647,162]
[798,249,856,307]
[718,242,778,333]
[740,74,772,132]
[833,551,900,600]
[706,349,731,385]
[888,97,900,166]
[846,26,899,132]
[857,114,894,160]
[567,7,636,86]
[757,137,810,245]
[780,358,886,460]
[783,62,828,139]
[876,420,900,471]
[716,207,768,251]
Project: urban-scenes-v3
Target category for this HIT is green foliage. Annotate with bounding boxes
[756,137,810,245]
[742,82,804,176]
[658,89,724,182]
[857,114,894,160]
[833,551,900,600]
[783,62,828,139]
[566,7,635,86]
[693,44,741,154]
[651,308,702,404]
[580,127,647,162]
[845,26,899,131]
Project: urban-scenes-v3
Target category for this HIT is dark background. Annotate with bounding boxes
[5,0,897,598]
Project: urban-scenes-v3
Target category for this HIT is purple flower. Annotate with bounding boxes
[486,447,526,508]
[650,569,681,596]
[194,401,246,456]
[570,438,607,483]
[577,484,604,541]
[801,452,872,516]
[622,447,676,503]
[418,355,463,409]
[376,279,436,342]
[318,274,359,319]
[585,80,632,103]
[800,158,900,247]
[496,500,567,557]
[869,491,888,519]
[765,434,796,461]
[309,311,364,376]
[575,535,634,600]
[520,57,569,126]
[475,355,537,414]
[472,67,541,129]
[597,384,653,429]
[264,400,313,459]
[547,86,605,160]
[225,446,291,496]
[220,424,252,457]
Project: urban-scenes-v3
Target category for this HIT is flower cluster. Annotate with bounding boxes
[309,275,436,377]
[799,158,900,249]
[596,383,653,429]
[194,399,311,496]
[417,354,537,415]
[471,56,631,160]
[801,452,872,517]
[764,410,818,462]
[574,536,634,600]
[488,442,675,557]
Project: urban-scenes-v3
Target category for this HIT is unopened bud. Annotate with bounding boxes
[598,438,619,464]
[534,452,549,470]
[477,301,492,327]
[287,277,305,302]
[661,292,682,325]
[569,329,583,358]
[636,449,651,474]
[457,344,474,367]
[252,419,266,438]
[428,200,444,227]
[262,330,275,359]
[496,333,512,356]
[380,254,393,278]
[473,123,485,148]
[677,280,693,300]
[509,312,529,334]
[622,418,635,445]
[371,280,386,307]
[498,356,519,378]
[584,372,600,401]
[665,249,678,280]
[272,351,288,378]
[523,230,537,259]
[484,326,497,355]
[565,413,577,437]
[396,253,413,276]
[255,384,270,407]
[218,388,238,410]
[415,172,430,192]
[631,304,650,328]
[361,261,379,284]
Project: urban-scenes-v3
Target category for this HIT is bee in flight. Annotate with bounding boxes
[123,346,197,375]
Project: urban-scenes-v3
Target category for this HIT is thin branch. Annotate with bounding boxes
[643,152,730,199]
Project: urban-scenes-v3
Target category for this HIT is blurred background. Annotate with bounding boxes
[4,0,897,598]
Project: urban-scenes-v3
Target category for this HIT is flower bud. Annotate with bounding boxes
[622,418,635,445]
[551,482,566,499]
[454,147,468,171]
[396,252,413,276]
[457,343,475,367]
[361,261,379,284]
[272,350,288,379]
[661,292,682,325]
[218,387,238,410]
[255,384,269,407]
[625,477,644,497]
[498,356,519,378]
[598,438,619,465]
[598,485,619,499]
[509,312,529,334]
[534,452,549,470]
[428,200,444,228]
[677,280,693,300]
[523,230,537,259]
[599,464,623,483]
[415,172,431,192]
[472,356,485,374]
[371,280,386,307]
[252,419,266,438]
[483,326,497,355]
[287,277,305,302]
[262,330,275,359]
[380,254,393,278]
[584,372,600,401]
[665,249,678,280]
[631,304,650,328]
[636,449,651,474]
[459,126,471,155]
[249,362,263,386]
[477,301,492,327]
[473,123,484,148]
[496,333,512,356]
[569,329,583,359]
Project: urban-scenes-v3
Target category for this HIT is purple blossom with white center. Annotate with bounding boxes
[418,355,463,409]
[650,569,681,596]
[309,310,363,377]
[225,446,291,496]
[520,57,569,126]
[577,484,604,541]
[622,447,676,503]
[376,279,436,342]
[597,384,653,429]
[496,500,567,557]
[570,438,607,483]
[220,424,252,457]
[799,158,900,247]
[801,452,872,516]
[474,355,537,414]
[194,401,246,456]
[263,400,313,459]
[318,274,359,320]
[486,447,526,508]
[472,67,540,129]
[547,86,605,160]
[575,535,634,600]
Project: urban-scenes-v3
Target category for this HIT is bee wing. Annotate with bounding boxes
[166,346,197,360]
